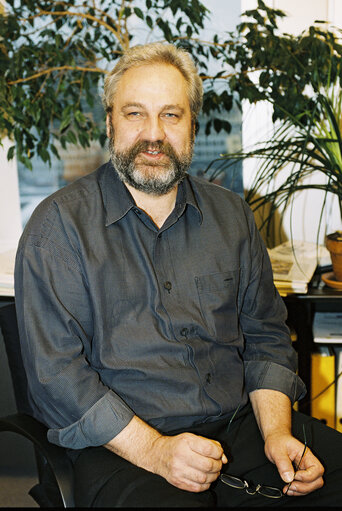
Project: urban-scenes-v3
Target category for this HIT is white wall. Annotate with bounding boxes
[0,139,22,248]
[241,0,341,245]
[0,2,22,249]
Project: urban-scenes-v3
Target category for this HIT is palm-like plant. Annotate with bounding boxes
[238,89,342,235]
[204,5,342,269]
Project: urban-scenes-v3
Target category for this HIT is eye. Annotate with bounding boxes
[127,111,141,117]
[162,112,180,122]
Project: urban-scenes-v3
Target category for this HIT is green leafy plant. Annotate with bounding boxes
[205,1,342,244]
[0,0,299,173]
[1,0,235,169]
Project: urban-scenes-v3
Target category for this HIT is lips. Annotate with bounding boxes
[146,150,160,155]
[127,141,175,165]
[139,149,167,162]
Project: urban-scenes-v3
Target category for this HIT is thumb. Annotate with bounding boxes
[275,455,295,483]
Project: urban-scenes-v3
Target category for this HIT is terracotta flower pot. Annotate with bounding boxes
[326,231,342,281]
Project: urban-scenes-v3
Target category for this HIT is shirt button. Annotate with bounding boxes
[164,281,172,292]
[206,373,212,384]
[180,327,189,338]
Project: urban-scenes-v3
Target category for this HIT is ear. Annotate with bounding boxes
[106,113,112,138]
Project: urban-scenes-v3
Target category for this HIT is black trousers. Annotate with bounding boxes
[72,405,342,507]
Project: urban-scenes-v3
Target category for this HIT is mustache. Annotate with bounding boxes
[122,140,177,160]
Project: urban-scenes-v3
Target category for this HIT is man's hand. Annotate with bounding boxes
[265,432,324,496]
[105,415,227,493]
[250,389,325,497]
[153,432,227,492]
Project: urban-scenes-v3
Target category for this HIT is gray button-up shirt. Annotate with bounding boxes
[14,162,305,449]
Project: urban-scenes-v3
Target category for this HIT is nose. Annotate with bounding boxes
[141,115,165,142]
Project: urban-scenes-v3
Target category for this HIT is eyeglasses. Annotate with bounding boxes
[220,405,307,499]
[220,473,283,498]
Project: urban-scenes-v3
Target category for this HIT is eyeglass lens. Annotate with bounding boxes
[220,474,283,499]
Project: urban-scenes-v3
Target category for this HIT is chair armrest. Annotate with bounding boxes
[0,413,74,507]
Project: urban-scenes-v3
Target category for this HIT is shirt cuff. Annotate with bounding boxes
[47,391,135,449]
[244,360,306,404]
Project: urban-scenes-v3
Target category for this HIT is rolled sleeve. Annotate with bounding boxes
[244,360,306,404]
[47,391,134,449]
[14,207,135,449]
[239,203,306,403]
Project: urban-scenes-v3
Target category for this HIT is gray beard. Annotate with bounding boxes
[108,137,193,196]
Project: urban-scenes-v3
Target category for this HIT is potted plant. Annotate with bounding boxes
[205,1,342,284]
[243,88,342,285]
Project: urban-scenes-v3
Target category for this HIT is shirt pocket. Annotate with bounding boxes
[195,271,239,344]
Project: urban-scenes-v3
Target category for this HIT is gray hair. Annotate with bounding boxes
[102,42,203,123]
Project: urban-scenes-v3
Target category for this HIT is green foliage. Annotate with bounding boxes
[214,0,342,124]
[0,0,218,168]
[3,0,342,206]
[204,0,342,235]
[215,92,342,237]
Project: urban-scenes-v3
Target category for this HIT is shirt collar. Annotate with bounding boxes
[176,175,203,224]
[100,161,203,226]
[100,161,136,226]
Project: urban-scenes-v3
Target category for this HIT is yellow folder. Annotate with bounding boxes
[311,348,335,429]
[334,347,342,433]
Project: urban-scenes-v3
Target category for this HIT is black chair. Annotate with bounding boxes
[0,302,75,507]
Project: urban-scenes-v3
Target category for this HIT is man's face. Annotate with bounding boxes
[106,63,194,195]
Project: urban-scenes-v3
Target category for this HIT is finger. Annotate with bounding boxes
[170,471,212,493]
[194,454,223,475]
[284,450,324,497]
[180,479,211,493]
[188,435,225,460]
[172,464,220,493]
[214,440,228,463]
[274,454,296,484]
[295,465,324,483]
[176,446,223,478]
[294,450,324,482]
[284,475,324,496]
[185,465,222,486]
[273,441,313,484]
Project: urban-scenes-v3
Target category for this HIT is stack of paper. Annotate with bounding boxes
[0,248,16,297]
[313,313,342,343]
[267,241,329,296]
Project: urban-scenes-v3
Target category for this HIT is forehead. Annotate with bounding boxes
[114,63,190,109]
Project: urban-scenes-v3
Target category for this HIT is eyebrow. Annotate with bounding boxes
[121,103,145,110]
[162,105,185,113]
[121,103,185,113]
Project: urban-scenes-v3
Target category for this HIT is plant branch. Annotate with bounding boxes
[24,8,122,43]
[172,35,232,48]
[53,0,122,32]
[8,65,107,85]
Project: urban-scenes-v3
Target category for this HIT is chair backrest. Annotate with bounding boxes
[0,300,75,507]
[0,301,32,415]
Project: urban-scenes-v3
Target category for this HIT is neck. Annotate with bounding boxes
[125,183,178,229]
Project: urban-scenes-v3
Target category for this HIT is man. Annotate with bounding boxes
[15,43,342,507]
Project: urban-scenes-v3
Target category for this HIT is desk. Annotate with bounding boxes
[284,274,342,414]
[0,245,16,298]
